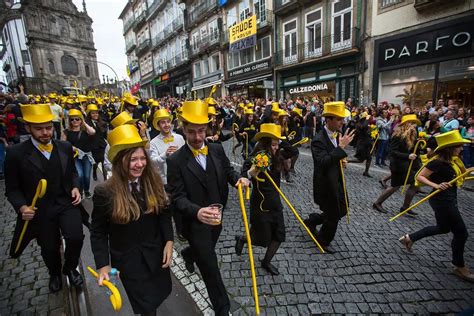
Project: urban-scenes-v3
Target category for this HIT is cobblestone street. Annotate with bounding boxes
[175,141,474,315]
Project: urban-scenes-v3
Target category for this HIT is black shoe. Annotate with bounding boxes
[321,245,337,254]
[405,209,418,217]
[372,203,388,214]
[235,236,245,256]
[378,179,387,189]
[65,269,83,287]
[303,218,317,236]
[49,275,63,293]
[181,249,195,273]
[261,260,279,275]
[363,172,372,178]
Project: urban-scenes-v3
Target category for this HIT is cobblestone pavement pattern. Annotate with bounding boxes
[0,182,68,315]
[175,141,474,315]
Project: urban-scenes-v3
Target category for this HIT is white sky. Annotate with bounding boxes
[73,0,129,81]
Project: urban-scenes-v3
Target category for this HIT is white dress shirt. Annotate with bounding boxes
[149,132,185,184]
[31,137,52,160]
[324,126,338,148]
[187,142,207,171]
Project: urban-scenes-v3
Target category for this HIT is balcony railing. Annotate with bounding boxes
[188,0,217,26]
[151,32,164,49]
[125,41,137,54]
[191,31,221,56]
[155,61,168,75]
[147,0,166,19]
[274,0,297,10]
[133,10,148,31]
[123,18,134,34]
[274,27,360,67]
[256,9,273,29]
[136,39,151,55]
[166,51,189,70]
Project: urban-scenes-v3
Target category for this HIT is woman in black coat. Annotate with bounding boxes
[86,105,108,181]
[234,123,298,276]
[90,125,173,316]
[349,113,373,177]
[373,115,421,215]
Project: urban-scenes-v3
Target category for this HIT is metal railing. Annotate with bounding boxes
[133,10,148,30]
[188,0,217,26]
[166,51,189,70]
[136,39,151,55]
[151,32,164,49]
[274,27,360,67]
[151,17,184,50]
[274,0,297,9]
[125,40,137,53]
[147,0,166,18]
[123,18,134,34]
[191,31,221,56]
[256,9,273,28]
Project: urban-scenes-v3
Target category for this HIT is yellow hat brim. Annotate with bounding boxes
[178,113,211,125]
[19,114,54,124]
[400,119,421,126]
[322,109,351,118]
[434,139,471,152]
[254,132,286,142]
[108,140,148,162]
[152,114,173,130]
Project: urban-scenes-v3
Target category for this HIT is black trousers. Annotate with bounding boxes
[307,199,346,246]
[410,198,468,267]
[37,204,84,275]
[53,122,61,140]
[182,223,229,316]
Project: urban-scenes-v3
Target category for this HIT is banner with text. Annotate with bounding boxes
[229,15,257,52]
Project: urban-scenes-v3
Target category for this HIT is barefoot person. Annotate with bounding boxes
[91,124,173,315]
[235,123,298,275]
[399,130,473,282]
[303,102,355,254]
[5,104,86,292]
[167,100,250,316]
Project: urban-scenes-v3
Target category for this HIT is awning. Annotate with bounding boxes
[225,74,272,87]
[191,79,222,91]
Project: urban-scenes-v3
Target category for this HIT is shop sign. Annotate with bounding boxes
[152,78,161,85]
[228,60,270,78]
[289,83,329,94]
[377,18,474,69]
[161,73,169,81]
[263,80,274,89]
[229,15,257,52]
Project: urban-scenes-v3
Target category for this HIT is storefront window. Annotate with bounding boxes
[379,64,435,107]
[283,76,297,86]
[300,72,316,84]
[438,57,474,107]
[320,68,337,80]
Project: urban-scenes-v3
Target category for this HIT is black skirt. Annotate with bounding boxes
[250,209,285,247]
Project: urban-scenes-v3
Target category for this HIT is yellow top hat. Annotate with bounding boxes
[246,103,254,109]
[86,104,99,114]
[238,103,245,109]
[322,102,350,118]
[147,98,155,105]
[271,102,280,113]
[400,114,421,126]
[291,108,303,118]
[19,104,54,124]
[123,95,139,106]
[178,100,210,125]
[96,98,104,105]
[360,112,370,120]
[107,124,148,162]
[151,100,160,107]
[68,109,84,119]
[48,93,57,99]
[66,98,76,105]
[244,108,254,115]
[205,97,217,105]
[208,106,217,116]
[77,95,88,103]
[152,109,173,130]
[254,123,286,141]
[110,111,138,128]
[278,109,289,117]
[434,130,470,152]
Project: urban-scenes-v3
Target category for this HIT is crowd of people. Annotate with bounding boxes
[1,85,473,315]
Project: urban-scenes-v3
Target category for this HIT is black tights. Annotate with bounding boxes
[263,240,281,264]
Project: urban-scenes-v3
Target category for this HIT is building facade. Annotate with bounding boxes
[1,0,101,94]
[365,0,474,108]
[273,0,365,103]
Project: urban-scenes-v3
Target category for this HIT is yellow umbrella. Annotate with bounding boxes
[87,267,122,311]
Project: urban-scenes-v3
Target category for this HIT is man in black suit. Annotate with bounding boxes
[5,104,86,293]
[167,100,249,316]
[303,102,354,254]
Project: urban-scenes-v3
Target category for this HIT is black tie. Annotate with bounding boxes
[130,182,143,205]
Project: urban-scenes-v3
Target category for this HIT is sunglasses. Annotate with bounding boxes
[70,117,82,122]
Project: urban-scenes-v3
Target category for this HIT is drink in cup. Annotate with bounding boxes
[209,203,223,225]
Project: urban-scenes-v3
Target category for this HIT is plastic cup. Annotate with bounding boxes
[209,203,223,225]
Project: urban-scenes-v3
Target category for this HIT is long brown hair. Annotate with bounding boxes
[392,122,417,149]
[108,147,168,224]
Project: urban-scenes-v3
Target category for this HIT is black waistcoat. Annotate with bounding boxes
[38,146,70,205]
[205,156,221,205]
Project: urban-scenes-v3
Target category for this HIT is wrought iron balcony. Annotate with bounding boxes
[188,0,217,27]
[133,10,148,31]
[274,27,360,67]
[155,61,168,75]
[136,39,151,56]
[125,40,137,54]
[190,31,221,56]
[274,0,297,14]
[147,0,166,19]
[151,32,165,50]
[123,18,134,34]
[166,51,189,70]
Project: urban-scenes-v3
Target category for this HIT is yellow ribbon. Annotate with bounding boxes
[191,146,208,157]
[38,143,53,153]
[163,137,174,144]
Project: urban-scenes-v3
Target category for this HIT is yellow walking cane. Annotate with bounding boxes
[390,167,474,222]
[237,184,260,315]
[244,133,249,160]
[87,266,123,312]
[401,139,427,194]
[287,131,296,141]
[14,179,47,255]
[340,160,350,224]
[292,137,309,147]
[232,123,239,157]
[369,134,380,156]
[263,171,325,253]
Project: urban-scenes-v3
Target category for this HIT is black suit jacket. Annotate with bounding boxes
[311,129,348,211]
[5,139,86,257]
[166,143,240,227]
